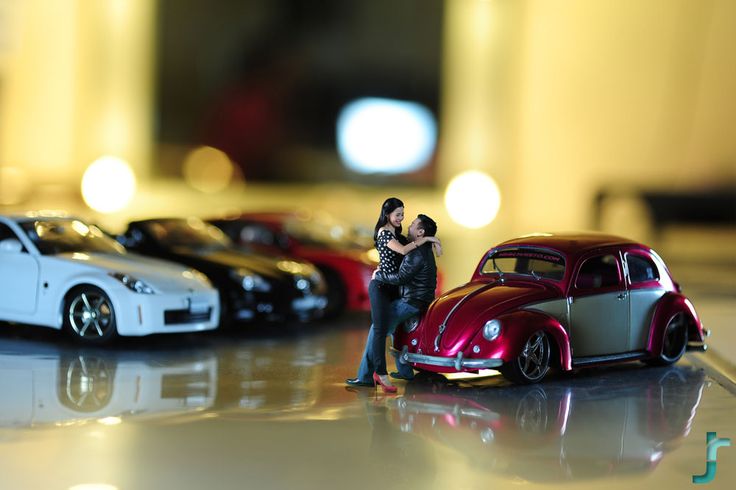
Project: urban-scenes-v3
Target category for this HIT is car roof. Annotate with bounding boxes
[1,211,79,223]
[495,232,644,256]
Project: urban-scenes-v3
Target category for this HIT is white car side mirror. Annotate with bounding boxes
[0,238,23,253]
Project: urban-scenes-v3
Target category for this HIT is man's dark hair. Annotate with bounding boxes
[416,214,437,237]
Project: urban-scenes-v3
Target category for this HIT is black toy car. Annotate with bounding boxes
[119,218,327,325]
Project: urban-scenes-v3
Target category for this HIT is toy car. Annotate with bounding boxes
[119,217,327,325]
[393,233,708,384]
[0,213,220,343]
[208,211,377,318]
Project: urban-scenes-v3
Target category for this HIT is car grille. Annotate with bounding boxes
[164,308,212,325]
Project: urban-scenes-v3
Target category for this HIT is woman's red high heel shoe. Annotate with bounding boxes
[373,372,397,393]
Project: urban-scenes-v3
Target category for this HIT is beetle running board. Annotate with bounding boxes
[572,350,647,367]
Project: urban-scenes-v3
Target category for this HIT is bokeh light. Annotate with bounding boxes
[182,146,236,193]
[81,156,137,213]
[337,97,437,174]
[444,170,501,229]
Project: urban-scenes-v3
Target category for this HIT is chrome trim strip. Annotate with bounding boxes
[436,281,498,351]
[394,347,503,371]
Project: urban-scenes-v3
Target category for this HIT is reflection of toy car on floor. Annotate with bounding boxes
[393,233,708,384]
[0,339,218,427]
[388,365,706,481]
[208,212,378,318]
[0,213,219,344]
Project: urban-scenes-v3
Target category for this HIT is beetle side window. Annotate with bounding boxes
[626,253,659,283]
[575,254,621,289]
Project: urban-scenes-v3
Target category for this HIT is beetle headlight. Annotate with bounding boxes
[482,319,501,341]
[110,272,155,294]
[231,269,272,292]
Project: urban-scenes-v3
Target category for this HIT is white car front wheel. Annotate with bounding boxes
[64,286,118,344]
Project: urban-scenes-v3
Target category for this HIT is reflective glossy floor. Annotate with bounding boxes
[0,300,734,490]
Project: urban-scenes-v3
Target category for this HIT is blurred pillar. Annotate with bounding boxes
[0,0,155,192]
[436,0,524,287]
[438,0,523,222]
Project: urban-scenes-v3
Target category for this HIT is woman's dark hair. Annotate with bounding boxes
[373,197,404,241]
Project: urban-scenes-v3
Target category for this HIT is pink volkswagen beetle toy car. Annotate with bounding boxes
[393,233,709,384]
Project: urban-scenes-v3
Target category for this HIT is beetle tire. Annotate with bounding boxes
[501,331,551,384]
[644,313,687,366]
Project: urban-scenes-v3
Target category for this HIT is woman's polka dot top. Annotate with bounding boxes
[376,229,402,274]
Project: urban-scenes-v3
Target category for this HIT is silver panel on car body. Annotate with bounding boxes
[628,288,665,351]
[524,298,569,330]
[568,291,629,357]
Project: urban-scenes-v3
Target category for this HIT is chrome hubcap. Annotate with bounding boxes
[68,292,113,338]
[519,331,550,380]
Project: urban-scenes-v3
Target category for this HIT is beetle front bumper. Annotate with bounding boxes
[393,346,504,372]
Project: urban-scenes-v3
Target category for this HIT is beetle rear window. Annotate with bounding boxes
[481,249,565,280]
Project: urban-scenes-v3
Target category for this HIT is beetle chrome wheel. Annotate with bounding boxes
[502,331,551,384]
[64,286,117,343]
[646,313,687,366]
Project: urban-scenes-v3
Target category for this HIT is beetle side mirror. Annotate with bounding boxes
[0,238,23,253]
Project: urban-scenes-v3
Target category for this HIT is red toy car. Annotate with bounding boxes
[394,233,708,384]
[208,212,377,318]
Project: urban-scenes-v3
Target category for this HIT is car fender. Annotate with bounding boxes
[472,310,572,371]
[647,293,704,355]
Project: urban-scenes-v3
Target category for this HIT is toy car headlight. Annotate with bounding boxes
[231,269,271,292]
[404,316,420,333]
[482,319,501,341]
[110,272,155,294]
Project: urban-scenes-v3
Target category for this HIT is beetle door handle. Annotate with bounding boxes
[617,292,627,300]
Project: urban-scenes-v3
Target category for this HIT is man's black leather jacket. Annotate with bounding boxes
[374,242,437,309]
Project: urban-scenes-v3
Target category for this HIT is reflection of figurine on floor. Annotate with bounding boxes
[347,387,435,487]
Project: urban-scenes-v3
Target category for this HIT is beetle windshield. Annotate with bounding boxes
[481,248,566,280]
[144,218,233,251]
[21,220,126,255]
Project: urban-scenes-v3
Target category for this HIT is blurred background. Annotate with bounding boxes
[0,0,734,290]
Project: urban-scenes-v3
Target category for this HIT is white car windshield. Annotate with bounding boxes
[481,248,566,281]
[21,220,126,255]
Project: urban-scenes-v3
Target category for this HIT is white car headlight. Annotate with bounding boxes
[109,272,155,294]
[231,269,272,292]
[482,319,501,341]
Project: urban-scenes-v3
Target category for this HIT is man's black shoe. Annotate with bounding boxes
[345,377,374,387]
[389,372,415,381]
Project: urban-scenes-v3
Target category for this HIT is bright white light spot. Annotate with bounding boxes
[337,98,436,174]
[445,171,501,229]
[81,156,136,213]
[97,416,122,426]
[183,146,236,193]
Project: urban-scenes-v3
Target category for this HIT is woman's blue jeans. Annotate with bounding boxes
[361,279,419,379]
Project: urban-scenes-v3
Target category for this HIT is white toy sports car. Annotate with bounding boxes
[0,213,220,343]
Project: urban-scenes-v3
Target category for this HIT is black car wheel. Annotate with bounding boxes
[63,286,118,344]
[645,313,687,366]
[502,331,551,384]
